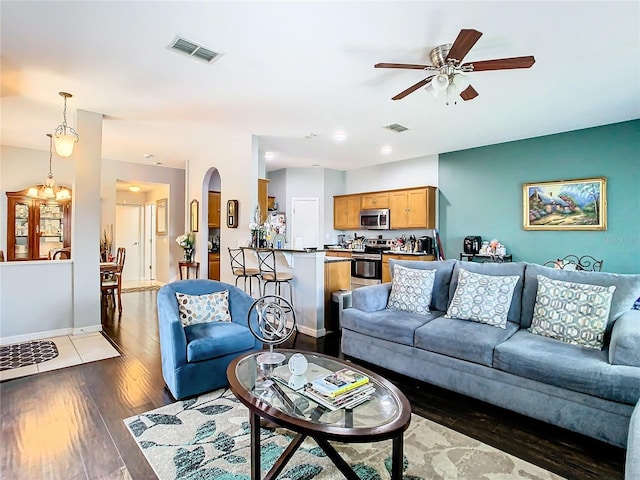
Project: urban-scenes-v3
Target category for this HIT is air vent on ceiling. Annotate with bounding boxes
[384,123,409,133]
[169,36,223,64]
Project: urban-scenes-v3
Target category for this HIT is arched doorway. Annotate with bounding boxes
[203,168,221,279]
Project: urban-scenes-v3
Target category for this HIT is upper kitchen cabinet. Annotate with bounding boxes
[258,179,269,224]
[334,194,361,230]
[361,192,389,210]
[389,186,436,229]
[6,189,71,261]
[207,191,221,228]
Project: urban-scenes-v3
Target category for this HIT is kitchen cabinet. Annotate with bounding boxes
[382,252,435,283]
[361,192,389,210]
[324,259,351,331]
[267,196,276,211]
[6,188,71,261]
[389,186,436,229]
[208,252,220,280]
[258,179,269,224]
[333,194,361,230]
[207,191,221,228]
[325,250,352,258]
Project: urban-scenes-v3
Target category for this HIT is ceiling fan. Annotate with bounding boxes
[375,29,535,104]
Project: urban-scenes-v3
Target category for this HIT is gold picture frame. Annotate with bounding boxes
[156,198,167,235]
[190,199,199,232]
[523,177,607,231]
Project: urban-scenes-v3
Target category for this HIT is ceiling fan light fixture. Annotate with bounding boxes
[425,83,439,98]
[432,74,449,91]
[452,73,470,91]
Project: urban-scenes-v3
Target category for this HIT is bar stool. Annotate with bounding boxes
[228,247,261,296]
[257,249,295,310]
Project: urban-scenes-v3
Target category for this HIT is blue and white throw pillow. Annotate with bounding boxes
[445,268,520,329]
[176,290,231,326]
[387,264,436,316]
[528,275,615,349]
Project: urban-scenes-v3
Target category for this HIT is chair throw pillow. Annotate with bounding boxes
[387,264,436,316]
[175,290,231,327]
[445,268,520,329]
[528,275,615,349]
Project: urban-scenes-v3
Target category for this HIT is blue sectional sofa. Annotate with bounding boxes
[341,259,640,448]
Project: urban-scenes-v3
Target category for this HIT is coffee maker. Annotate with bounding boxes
[464,236,482,254]
[417,236,433,254]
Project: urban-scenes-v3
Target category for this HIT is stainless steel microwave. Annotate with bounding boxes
[359,209,390,230]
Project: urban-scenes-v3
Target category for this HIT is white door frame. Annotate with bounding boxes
[144,202,157,280]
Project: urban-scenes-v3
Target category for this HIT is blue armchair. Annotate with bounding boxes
[157,279,262,400]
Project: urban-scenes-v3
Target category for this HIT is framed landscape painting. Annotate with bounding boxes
[523,177,607,230]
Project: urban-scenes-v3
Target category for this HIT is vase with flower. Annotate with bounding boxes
[176,232,195,262]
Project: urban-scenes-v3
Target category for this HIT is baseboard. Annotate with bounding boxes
[1,324,104,345]
[297,324,326,338]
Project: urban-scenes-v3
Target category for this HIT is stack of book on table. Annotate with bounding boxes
[303,367,374,411]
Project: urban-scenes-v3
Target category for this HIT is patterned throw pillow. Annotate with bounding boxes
[175,290,231,327]
[445,268,520,329]
[529,275,615,349]
[387,264,436,315]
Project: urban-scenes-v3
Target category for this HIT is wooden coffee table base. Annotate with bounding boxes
[249,411,404,480]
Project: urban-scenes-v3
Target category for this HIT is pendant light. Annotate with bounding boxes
[28,134,72,201]
[54,92,79,157]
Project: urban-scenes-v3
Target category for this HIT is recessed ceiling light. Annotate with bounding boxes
[381,145,392,155]
[143,153,154,159]
[305,133,318,139]
[129,185,141,192]
[153,161,163,166]
[264,151,275,161]
[334,131,346,142]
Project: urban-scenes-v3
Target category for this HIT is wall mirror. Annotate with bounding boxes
[190,199,199,232]
[156,198,167,235]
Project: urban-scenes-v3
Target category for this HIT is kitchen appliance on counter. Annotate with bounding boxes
[464,236,482,254]
[359,209,390,230]
[351,238,394,288]
[417,236,434,254]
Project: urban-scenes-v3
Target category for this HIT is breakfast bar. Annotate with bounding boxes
[241,247,351,337]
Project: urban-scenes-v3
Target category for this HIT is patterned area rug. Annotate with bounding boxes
[0,340,59,371]
[122,284,162,294]
[124,388,564,480]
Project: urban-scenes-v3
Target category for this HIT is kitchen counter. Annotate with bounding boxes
[324,257,352,263]
[382,250,433,256]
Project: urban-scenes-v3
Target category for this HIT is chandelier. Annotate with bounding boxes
[28,134,72,201]
[53,92,79,157]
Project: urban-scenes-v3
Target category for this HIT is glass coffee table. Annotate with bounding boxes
[227,349,411,480]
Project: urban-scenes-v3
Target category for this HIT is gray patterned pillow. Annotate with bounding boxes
[529,275,615,349]
[176,290,231,326]
[446,268,520,328]
[387,264,436,315]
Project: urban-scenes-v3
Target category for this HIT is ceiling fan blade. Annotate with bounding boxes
[460,85,479,101]
[392,77,433,100]
[462,56,536,71]
[375,62,431,70]
[446,29,482,63]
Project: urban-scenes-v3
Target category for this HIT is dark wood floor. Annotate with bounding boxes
[0,290,626,480]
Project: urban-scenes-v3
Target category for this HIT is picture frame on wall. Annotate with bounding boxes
[190,199,199,232]
[156,198,168,235]
[523,177,607,231]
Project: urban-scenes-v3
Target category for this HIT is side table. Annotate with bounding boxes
[178,261,200,279]
[460,253,513,263]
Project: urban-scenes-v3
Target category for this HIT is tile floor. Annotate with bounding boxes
[0,332,120,381]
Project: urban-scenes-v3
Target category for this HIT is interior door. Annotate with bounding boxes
[290,197,319,248]
[144,202,156,280]
[116,204,142,282]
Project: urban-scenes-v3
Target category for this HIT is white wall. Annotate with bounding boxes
[345,154,439,192]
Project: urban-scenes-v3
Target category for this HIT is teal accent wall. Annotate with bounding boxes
[439,120,640,273]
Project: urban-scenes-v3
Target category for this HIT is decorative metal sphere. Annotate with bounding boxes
[248,295,296,346]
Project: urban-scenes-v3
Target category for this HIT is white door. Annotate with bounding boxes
[290,198,319,248]
[144,202,156,280]
[116,204,142,282]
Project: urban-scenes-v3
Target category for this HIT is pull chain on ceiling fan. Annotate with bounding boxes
[375,29,535,104]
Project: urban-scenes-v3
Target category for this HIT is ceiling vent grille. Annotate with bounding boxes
[169,36,223,64]
[384,123,409,133]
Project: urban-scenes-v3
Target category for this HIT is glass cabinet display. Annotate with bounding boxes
[6,188,72,261]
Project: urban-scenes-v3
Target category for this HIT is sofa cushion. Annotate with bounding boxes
[185,321,256,363]
[387,264,436,315]
[176,290,231,326]
[609,310,640,366]
[521,264,640,330]
[450,261,526,325]
[494,330,640,404]
[341,307,442,346]
[415,316,520,367]
[529,275,615,349]
[389,259,456,312]
[445,268,520,329]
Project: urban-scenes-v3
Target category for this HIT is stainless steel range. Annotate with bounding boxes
[351,239,393,289]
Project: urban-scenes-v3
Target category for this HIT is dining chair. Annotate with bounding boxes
[0,250,4,262]
[50,247,71,260]
[228,247,261,296]
[257,248,295,310]
[101,247,126,312]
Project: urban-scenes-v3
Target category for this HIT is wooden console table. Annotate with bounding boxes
[178,261,200,279]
